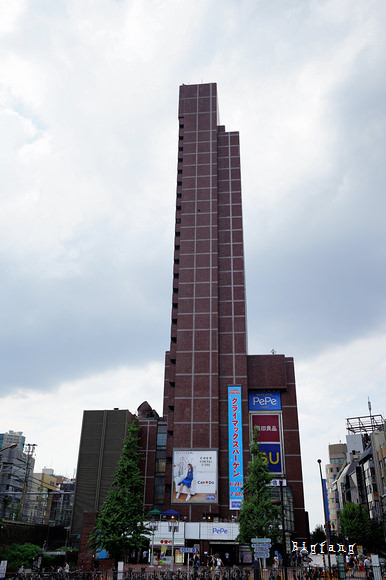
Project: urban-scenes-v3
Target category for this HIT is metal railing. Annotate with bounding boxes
[6,565,385,580]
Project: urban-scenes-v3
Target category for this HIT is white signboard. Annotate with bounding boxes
[0,561,7,580]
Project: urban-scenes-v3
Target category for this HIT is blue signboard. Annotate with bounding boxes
[228,386,244,509]
[259,443,282,473]
[322,478,330,523]
[249,391,281,411]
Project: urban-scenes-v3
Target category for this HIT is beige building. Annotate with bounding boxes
[28,468,58,524]
[326,443,347,535]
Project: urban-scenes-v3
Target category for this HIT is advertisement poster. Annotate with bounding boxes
[172,449,217,504]
[228,385,244,510]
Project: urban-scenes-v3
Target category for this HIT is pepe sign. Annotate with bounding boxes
[249,391,281,411]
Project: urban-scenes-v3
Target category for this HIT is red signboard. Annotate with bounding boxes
[251,414,280,442]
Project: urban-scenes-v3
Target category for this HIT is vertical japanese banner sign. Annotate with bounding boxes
[322,478,330,523]
[228,386,244,509]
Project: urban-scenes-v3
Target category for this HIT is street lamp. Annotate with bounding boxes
[168,516,179,572]
[271,480,287,580]
[162,509,181,572]
[149,519,158,567]
[0,444,17,454]
[317,459,332,574]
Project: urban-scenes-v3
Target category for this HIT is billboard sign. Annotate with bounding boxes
[259,443,283,473]
[172,449,217,504]
[0,561,7,580]
[249,391,281,411]
[251,413,281,442]
[228,386,244,509]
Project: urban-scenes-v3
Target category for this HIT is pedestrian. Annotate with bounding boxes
[364,556,370,574]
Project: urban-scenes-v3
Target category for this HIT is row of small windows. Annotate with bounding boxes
[155,458,166,476]
[156,432,167,449]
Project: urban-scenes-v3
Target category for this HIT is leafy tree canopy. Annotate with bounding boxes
[0,543,41,568]
[237,427,280,551]
[339,502,385,552]
[89,419,150,564]
[310,524,326,544]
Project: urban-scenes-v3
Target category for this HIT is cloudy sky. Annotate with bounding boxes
[1,0,385,531]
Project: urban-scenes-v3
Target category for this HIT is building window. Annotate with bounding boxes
[177,181,182,186]
[155,458,166,476]
[156,432,167,449]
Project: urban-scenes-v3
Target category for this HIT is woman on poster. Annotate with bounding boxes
[176,463,194,501]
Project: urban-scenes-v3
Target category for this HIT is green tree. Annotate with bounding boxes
[89,419,149,564]
[310,524,326,544]
[339,502,385,552]
[237,427,280,552]
[0,543,40,568]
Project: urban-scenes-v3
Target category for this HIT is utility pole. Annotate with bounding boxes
[19,443,37,520]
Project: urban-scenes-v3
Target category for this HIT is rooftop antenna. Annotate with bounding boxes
[368,397,372,417]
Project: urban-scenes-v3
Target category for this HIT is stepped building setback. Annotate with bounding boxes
[158,82,308,543]
[73,83,308,563]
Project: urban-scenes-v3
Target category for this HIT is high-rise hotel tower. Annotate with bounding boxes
[161,83,308,540]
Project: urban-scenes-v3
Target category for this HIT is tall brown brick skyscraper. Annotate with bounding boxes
[162,82,308,543]
[163,82,250,520]
[72,83,308,564]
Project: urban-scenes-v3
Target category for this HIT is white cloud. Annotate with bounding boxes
[2,361,164,477]
[297,329,386,528]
